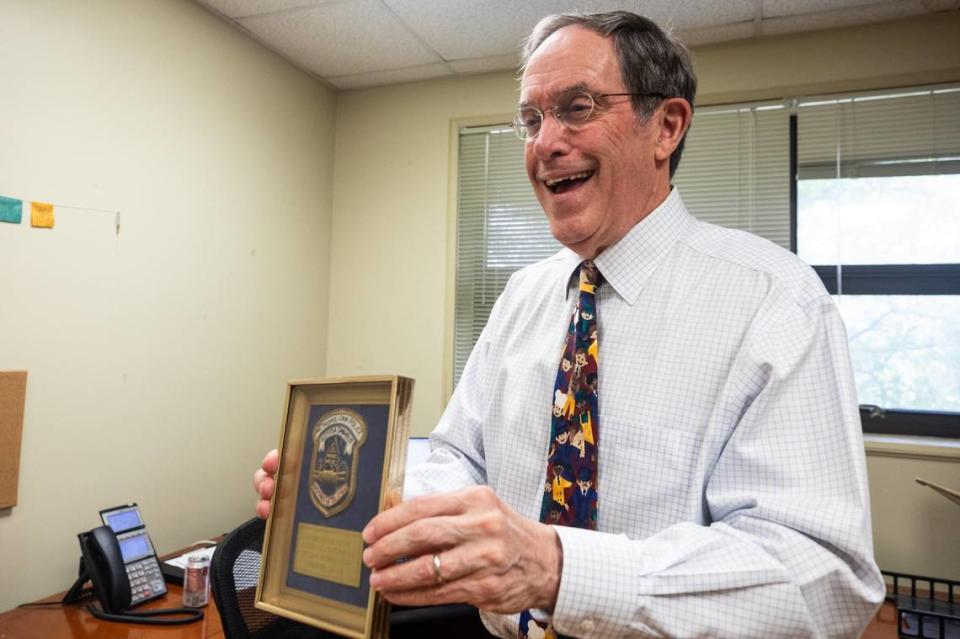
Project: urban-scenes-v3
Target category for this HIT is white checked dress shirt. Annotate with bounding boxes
[405,189,884,638]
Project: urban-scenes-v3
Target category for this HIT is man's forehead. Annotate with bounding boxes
[519,26,618,101]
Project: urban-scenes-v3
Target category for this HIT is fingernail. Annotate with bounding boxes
[362,548,372,566]
[369,572,381,589]
[362,524,374,543]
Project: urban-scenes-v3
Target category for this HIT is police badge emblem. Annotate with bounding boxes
[309,408,367,517]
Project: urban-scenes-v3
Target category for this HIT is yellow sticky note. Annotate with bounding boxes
[31,202,54,228]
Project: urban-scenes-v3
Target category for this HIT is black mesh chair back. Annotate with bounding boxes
[210,517,335,639]
[211,517,493,639]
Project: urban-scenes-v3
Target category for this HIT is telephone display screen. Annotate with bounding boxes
[118,533,152,563]
[103,507,143,533]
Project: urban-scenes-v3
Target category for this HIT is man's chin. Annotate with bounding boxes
[548,221,599,256]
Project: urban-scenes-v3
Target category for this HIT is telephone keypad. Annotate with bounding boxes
[125,557,166,604]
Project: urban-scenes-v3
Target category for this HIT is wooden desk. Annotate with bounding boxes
[864,600,901,638]
[0,540,224,639]
[0,581,223,639]
[0,595,898,639]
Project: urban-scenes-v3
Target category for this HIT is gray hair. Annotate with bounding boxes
[521,11,697,177]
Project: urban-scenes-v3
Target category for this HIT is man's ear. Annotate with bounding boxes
[654,97,693,163]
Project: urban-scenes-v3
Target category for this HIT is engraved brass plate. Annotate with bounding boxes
[293,523,364,588]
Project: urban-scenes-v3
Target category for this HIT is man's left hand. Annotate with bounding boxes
[361,485,562,614]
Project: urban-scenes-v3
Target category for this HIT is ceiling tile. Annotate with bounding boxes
[761,0,933,35]
[762,0,893,19]
[327,62,453,90]
[195,0,335,19]
[382,0,644,61]
[635,0,756,31]
[237,0,442,77]
[447,53,519,75]
[383,0,758,60]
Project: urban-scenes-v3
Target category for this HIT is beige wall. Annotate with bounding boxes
[326,11,960,578]
[0,0,335,610]
[326,72,518,436]
[865,440,960,579]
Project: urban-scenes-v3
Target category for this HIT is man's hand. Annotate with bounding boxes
[361,486,563,614]
[253,449,279,520]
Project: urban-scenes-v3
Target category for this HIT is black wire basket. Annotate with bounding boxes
[883,571,960,639]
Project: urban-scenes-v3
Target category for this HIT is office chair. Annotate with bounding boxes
[210,517,493,639]
[210,517,334,639]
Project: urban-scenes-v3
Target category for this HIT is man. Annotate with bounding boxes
[256,11,884,637]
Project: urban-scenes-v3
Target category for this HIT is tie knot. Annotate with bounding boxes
[579,260,601,288]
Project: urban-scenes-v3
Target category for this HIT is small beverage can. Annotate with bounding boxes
[182,553,210,607]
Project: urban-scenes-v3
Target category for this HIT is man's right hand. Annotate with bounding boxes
[253,449,279,519]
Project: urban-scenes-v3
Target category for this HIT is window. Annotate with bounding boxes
[796,87,960,436]
[671,102,791,250]
[453,85,960,436]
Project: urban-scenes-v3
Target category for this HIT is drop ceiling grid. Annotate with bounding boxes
[192,0,960,89]
[200,0,340,19]
[236,0,444,77]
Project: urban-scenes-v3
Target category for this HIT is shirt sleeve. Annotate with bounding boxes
[548,293,885,639]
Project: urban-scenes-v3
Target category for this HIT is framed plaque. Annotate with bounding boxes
[256,375,414,639]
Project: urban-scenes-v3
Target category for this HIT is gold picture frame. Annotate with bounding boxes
[256,375,414,639]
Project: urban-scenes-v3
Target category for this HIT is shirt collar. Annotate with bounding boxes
[561,188,695,305]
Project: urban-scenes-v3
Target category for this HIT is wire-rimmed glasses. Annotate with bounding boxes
[512,90,668,141]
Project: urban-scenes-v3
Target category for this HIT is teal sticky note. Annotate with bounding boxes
[0,195,23,224]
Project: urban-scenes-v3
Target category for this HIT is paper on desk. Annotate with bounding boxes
[164,544,217,570]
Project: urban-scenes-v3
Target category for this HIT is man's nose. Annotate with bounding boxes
[531,113,571,160]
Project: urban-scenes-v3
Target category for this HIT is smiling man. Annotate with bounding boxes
[520,29,680,260]
[256,11,884,638]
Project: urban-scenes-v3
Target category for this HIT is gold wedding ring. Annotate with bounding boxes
[432,553,444,585]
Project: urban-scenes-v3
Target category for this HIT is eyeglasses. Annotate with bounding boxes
[512,90,669,141]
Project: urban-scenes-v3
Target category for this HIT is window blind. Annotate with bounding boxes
[454,126,559,385]
[672,103,792,250]
[797,86,960,179]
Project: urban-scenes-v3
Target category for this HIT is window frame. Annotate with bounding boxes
[789,103,960,438]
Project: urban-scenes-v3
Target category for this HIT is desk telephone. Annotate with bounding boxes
[98,504,167,604]
[65,503,203,625]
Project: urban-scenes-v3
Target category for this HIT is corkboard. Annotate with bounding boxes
[0,371,27,509]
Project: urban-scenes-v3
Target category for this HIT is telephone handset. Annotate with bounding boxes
[65,523,204,625]
[77,526,132,613]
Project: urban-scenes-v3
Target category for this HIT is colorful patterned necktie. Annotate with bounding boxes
[519,260,601,639]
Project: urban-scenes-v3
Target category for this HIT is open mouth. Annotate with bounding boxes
[544,171,594,194]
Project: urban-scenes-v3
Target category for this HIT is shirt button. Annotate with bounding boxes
[581,619,595,632]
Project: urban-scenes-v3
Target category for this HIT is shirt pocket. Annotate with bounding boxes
[598,418,706,536]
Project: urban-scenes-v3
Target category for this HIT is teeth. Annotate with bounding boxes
[545,171,592,187]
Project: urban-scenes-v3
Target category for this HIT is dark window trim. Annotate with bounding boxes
[812,264,960,295]
[860,406,960,438]
[789,114,798,253]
